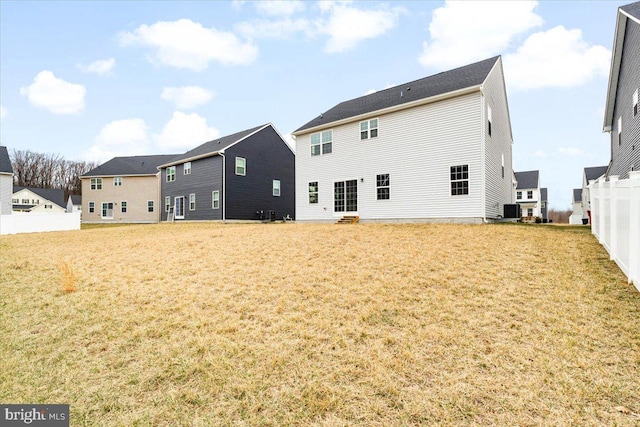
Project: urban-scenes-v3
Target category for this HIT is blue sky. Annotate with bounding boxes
[0,0,627,209]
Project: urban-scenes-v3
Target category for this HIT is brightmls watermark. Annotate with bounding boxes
[1,405,69,426]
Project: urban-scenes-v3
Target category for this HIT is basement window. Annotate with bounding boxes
[450,165,469,196]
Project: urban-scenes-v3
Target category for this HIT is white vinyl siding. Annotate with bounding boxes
[295,91,484,221]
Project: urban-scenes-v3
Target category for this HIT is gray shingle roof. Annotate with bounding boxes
[515,170,539,190]
[82,154,178,177]
[294,56,500,134]
[573,188,583,202]
[159,124,269,167]
[0,146,13,174]
[14,186,65,208]
[70,195,82,205]
[584,166,608,182]
[621,1,640,19]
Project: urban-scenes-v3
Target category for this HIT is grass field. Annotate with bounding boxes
[1,223,639,426]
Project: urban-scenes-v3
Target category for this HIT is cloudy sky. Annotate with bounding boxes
[0,0,626,209]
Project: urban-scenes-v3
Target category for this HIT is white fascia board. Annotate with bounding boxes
[80,173,159,179]
[603,11,627,131]
[291,85,482,136]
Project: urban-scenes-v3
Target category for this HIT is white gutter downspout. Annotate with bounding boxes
[220,151,226,223]
[480,88,488,223]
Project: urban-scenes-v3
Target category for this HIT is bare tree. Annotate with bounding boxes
[548,209,572,224]
[10,149,97,199]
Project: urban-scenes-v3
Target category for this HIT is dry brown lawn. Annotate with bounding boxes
[1,223,639,426]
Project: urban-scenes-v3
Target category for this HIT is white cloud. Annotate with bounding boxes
[255,0,305,16]
[504,26,610,91]
[319,3,404,53]
[82,118,150,162]
[161,86,214,109]
[419,0,542,69]
[118,19,258,71]
[533,150,546,158]
[0,106,6,119]
[20,71,86,114]
[154,111,219,150]
[78,58,116,75]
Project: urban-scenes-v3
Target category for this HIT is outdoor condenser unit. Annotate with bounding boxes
[503,204,521,219]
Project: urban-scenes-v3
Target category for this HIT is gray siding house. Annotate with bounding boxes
[603,1,640,178]
[159,123,295,222]
[581,165,608,223]
[0,146,13,215]
[292,56,514,223]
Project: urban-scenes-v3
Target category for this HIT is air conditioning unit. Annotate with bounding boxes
[504,204,521,219]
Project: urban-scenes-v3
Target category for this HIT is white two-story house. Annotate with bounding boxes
[292,56,514,223]
[514,170,541,219]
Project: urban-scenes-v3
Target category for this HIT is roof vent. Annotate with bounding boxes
[217,140,221,144]
[400,90,403,98]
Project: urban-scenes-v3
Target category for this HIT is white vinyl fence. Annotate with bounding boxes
[589,171,640,291]
[0,212,81,235]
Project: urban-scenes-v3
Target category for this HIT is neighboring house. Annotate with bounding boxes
[582,165,608,223]
[515,170,541,219]
[12,186,66,213]
[81,155,177,223]
[603,1,640,178]
[66,195,82,214]
[570,189,584,225]
[540,187,548,222]
[159,123,295,222]
[0,146,13,215]
[291,56,514,223]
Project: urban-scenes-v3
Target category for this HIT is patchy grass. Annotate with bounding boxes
[1,223,638,426]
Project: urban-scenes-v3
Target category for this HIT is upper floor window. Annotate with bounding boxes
[633,88,638,117]
[516,191,522,200]
[311,130,332,156]
[114,177,122,186]
[90,178,102,190]
[308,182,318,204]
[450,165,469,196]
[360,119,378,140]
[273,180,281,197]
[166,166,176,182]
[376,174,389,200]
[11,198,18,204]
[527,190,533,199]
[235,157,246,176]
[184,162,191,175]
[618,116,622,146]
[21,198,29,204]
[488,105,493,137]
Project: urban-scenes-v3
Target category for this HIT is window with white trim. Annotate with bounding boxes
[90,178,102,190]
[487,105,492,137]
[501,154,505,178]
[235,157,246,176]
[166,166,176,182]
[273,180,281,197]
[89,201,95,213]
[450,165,469,196]
[189,193,196,210]
[165,196,171,212]
[212,191,220,209]
[121,201,127,213]
[11,198,18,204]
[516,191,522,200]
[101,202,114,219]
[148,201,154,213]
[311,130,332,156]
[633,88,638,116]
[114,177,122,186]
[618,116,622,146]
[308,182,318,204]
[376,174,389,200]
[360,118,378,140]
[21,198,29,204]
[527,190,533,199]
[184,162,191,175]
